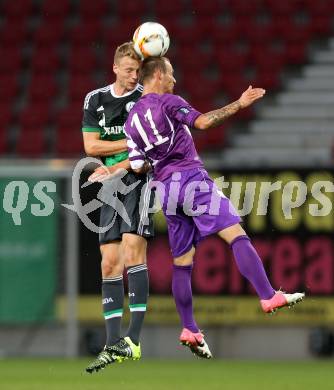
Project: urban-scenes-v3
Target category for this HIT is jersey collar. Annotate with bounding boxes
[110,83,140,98]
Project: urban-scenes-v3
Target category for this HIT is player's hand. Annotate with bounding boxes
[88,166,115,182]
[238,85,266,108]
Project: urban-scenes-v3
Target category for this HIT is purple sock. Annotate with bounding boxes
[231,236,275,300]
[172,264,199,333]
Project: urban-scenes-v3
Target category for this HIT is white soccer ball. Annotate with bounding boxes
[133,22,170,60]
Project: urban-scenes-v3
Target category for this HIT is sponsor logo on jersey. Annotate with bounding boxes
[126,101,136,112]
[179,107,190,114]
[102,126,124,135]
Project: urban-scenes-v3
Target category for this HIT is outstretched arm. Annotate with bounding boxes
[88,159,151,182]
[194,86,266,130]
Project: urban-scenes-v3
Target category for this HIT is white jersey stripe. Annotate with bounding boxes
[84,86,110,109]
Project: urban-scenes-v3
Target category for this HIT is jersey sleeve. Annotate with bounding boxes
[82,93,102,133]
[124,125,145,170]
[165,95,202,128]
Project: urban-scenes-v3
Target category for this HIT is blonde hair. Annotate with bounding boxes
[114,42,141,64]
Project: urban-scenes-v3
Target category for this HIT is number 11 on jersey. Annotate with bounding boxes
[131,108,169,152]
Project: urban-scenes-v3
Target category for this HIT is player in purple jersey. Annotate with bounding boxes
[124,57,305,358]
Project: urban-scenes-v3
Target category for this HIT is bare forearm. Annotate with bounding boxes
[195,100,241,130]
[84,139,127,156]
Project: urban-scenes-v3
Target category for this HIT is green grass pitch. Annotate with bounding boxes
[1,358,334,390]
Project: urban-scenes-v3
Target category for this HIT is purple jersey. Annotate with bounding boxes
[124,93,203,181]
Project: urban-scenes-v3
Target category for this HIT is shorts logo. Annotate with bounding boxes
[126,101,136,112]
[102,297,114,304]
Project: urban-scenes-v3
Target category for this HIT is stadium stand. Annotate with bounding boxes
[0,0,333,159]
[221,37,334,166]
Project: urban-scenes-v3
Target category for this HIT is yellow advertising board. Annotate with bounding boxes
[57,295,334,326]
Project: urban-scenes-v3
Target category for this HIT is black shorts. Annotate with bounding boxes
[99,172,155,244]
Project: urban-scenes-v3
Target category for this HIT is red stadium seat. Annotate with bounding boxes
[57,106,83,129]
[55,128,84,157]
[183,74,220,102]
[67,47,99,74]
[102,18,141,48]
[40,0,71,22]
[193,125,226,152]
[0,75,18,101]
[78,0,109,20]
[30,48,61,73]
[176,46,214,73]
[236,106,254,121]
[203,20,240,47]
[155,1,185,18]
[189,98,216,114]
[238,21,276,45]
[68,23,101,47]
[227,0,262,17]
[264,0,302,17]
[0,48,22,73]
[273,20,313,45]
[219,73,249,100]
[29,76,58,102]
[16,128,46,157]
[0,22,28,48]
[18,104,50,129]
[0,130,8,155]
[253,69,281,91]
[249,45,286,72]
[189,0,221,16]
[118,0,148,18]
[285,42,307,65]
[2,0,34,21]
[304,0,334,17]
[171,23,204,46]
[216,48,248,73]
[68,76,96,102]
[33,22,66,48]
[309,16,332,36]
[0,99,13,133]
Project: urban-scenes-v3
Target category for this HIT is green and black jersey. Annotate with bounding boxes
[82,83,143,166]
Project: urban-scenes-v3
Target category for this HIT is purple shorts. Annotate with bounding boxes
[158,168,241,258]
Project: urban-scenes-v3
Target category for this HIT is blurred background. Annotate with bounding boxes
[0,0,334,362]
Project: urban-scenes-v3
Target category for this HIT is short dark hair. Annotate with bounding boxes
[114,42,141,64]
[139,57,170,84]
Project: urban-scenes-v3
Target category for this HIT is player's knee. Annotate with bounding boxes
[218,223,247,244]
[101,254,123,277]
[174,247,195,266]
[122,244,145,266]
[122,235,147,267]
